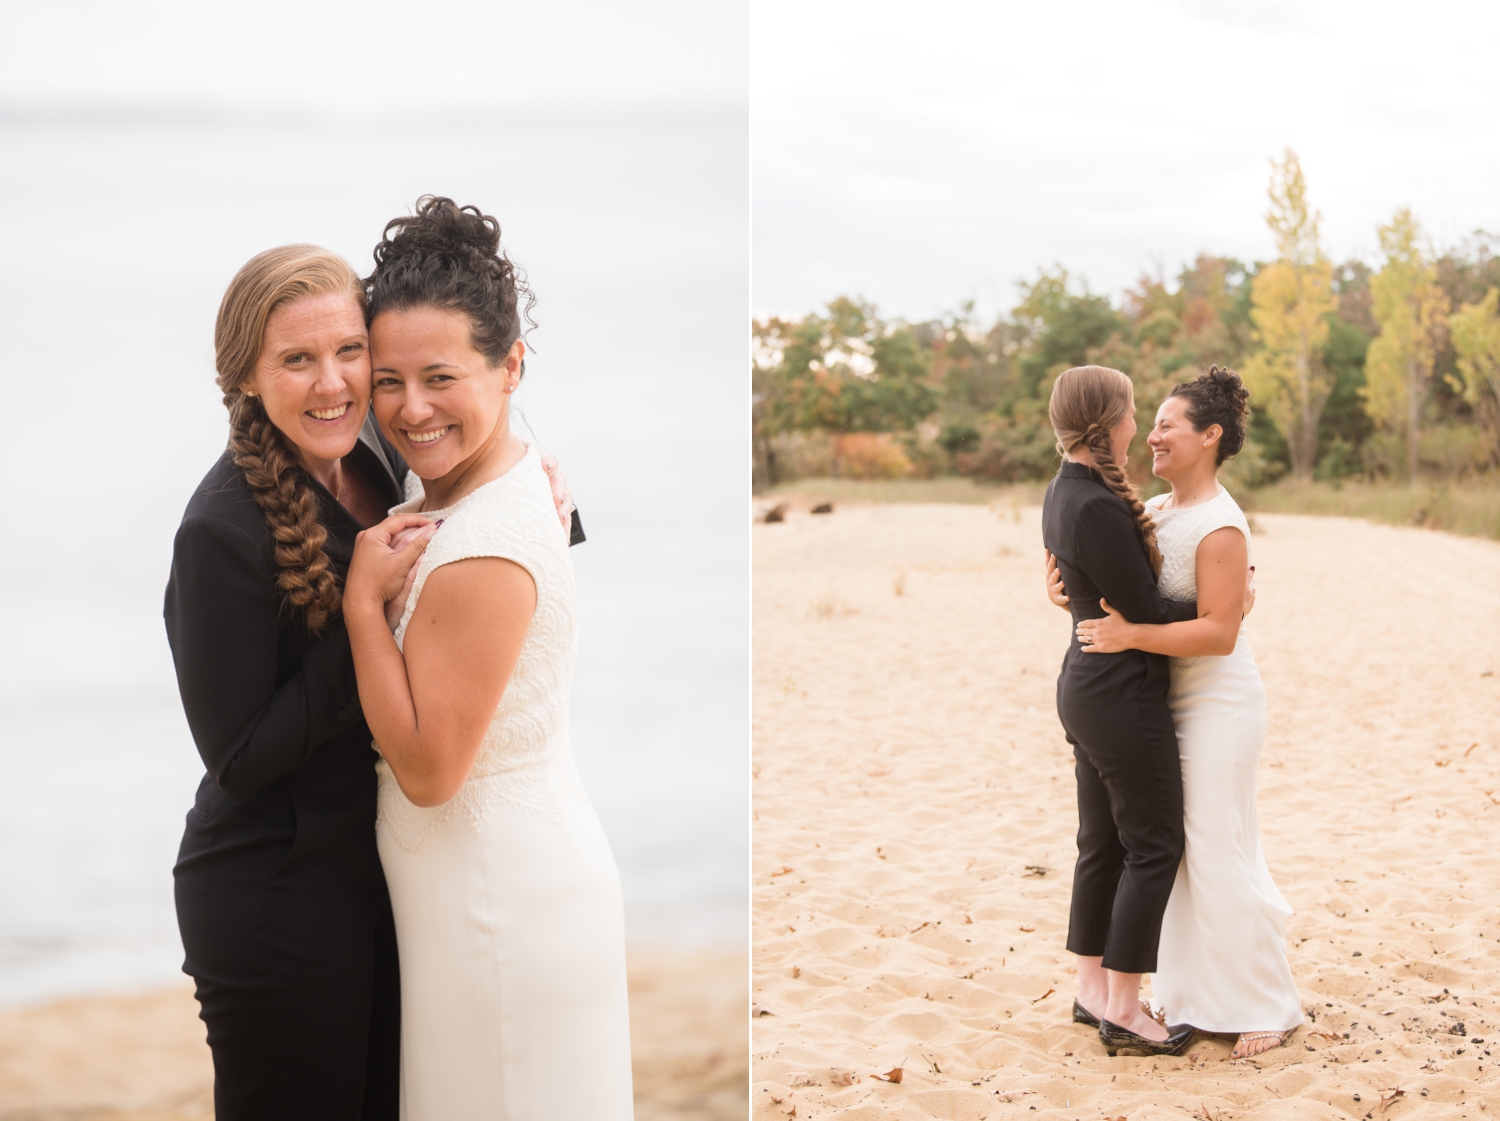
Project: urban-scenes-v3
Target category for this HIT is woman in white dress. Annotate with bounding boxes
[342,197,634,1118]
[1061,367,1301,1060]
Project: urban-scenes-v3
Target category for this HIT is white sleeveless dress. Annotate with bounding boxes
[1145,487,1302,1034]
[374,445,634,1119]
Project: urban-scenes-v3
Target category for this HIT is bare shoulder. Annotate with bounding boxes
[412,557,538,625]
[1198,524,1248,560]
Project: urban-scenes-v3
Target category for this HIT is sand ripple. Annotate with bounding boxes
[754,502,1500,1119]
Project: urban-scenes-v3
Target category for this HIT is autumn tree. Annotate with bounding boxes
[752,297,936,484]
[1449,286,1500,458]
[1241,150,1337,478]
[1361,209,1449,480]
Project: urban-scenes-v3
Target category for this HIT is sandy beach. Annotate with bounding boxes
[753,499,1500,1119]
[0,949,746,1121]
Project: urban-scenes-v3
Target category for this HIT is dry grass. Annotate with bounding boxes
[765,474,1500,544]
[763,477,1046,507]
[1246,478,1500,540]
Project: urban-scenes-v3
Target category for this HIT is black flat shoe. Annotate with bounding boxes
[1072,999,1101,1027]
[1098,1018,1196,1057]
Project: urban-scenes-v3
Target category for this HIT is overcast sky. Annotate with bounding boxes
[752,0,1500,320]
[2,0,745,116]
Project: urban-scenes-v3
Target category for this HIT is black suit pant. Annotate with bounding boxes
[1058,661,1184,974]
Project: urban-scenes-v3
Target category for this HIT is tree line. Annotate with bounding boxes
[753,151,1500,492]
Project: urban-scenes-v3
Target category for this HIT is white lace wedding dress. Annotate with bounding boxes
[375,445,634,1119]
[1145,486,1302,1034]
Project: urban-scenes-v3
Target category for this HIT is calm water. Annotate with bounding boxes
[0,111,748,1004]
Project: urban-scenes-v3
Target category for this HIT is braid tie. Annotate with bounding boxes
[227,395,342,633]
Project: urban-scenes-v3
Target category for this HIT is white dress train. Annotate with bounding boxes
[375,445,635,1119]
[1146,487,1302,1034]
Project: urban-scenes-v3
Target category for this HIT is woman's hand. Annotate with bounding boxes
[1243,565,1256,618]
[382,522,433,631]
[540,453,575,530]
[1076,598,1136,654]
[1044,550,1070,610]
[346,514,437,620]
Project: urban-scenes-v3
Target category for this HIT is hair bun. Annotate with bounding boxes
[1168,365,1250,464]
[365,196,534,367]
[373,196,502,272]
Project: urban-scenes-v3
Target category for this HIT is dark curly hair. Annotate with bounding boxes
[365,195,534,367]
[1167,365,1251,465]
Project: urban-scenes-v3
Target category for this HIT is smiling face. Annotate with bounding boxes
[369,305,523,483]
[1148,393,1220,480]
[243,291,370,472]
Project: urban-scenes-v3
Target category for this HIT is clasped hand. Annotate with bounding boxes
[348,514,440,631]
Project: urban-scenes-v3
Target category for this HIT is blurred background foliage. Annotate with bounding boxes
[753,151,1500,533]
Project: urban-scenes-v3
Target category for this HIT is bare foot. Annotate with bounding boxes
[1230,1030,1289,1059]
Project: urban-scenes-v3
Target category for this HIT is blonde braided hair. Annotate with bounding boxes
[214,245,366,634]
[1048,365,1163,578]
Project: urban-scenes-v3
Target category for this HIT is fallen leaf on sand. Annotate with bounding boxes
[1192,1106,1224,1121]
[788,1072,814,1087]
[873,1066,903,1083]
[1031,988,1056,1004]
[829,1067,859,1086]
[769,1093,784,1104]
[1018,925,1035,933]
[1023,865,1052,878]
[752,1005,774,1017]
[964,913,974,924]
[770,866,794,877]
[995,1090,1035,1101]
[1379,1087,1406,1112]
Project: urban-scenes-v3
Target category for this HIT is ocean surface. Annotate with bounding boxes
[0,110,748,1005]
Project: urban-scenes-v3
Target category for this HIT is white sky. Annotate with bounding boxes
[752,0,1500,320]
[2,0,746,116]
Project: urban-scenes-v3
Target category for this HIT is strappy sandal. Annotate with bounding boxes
[1229,1029,1290,1059]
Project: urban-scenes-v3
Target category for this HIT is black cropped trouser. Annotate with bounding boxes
[1057,648,1184,975]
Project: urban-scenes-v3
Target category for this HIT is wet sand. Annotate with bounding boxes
[0,949,746,1120]
[753,500,1500,1119]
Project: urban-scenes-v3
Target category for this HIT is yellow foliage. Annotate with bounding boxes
[1450,286,1500,407]
[1244,150,1335,477]
[1360,209,1448,478]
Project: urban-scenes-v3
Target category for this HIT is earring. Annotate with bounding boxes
[505,384,516,393]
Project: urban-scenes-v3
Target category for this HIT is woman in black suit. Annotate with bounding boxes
[1041,364,1197,1057]
[165,246,424,1120]
[165,243,575,1117]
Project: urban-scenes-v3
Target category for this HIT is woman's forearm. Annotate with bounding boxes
[345,600,430,792]
[1121,614,1239,657]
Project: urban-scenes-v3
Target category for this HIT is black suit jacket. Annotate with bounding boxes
[1043,460,1196,640]
[165,422,405,815]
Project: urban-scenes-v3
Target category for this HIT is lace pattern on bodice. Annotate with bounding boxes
[1146,486,1253,667]
[375,446,589,851]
